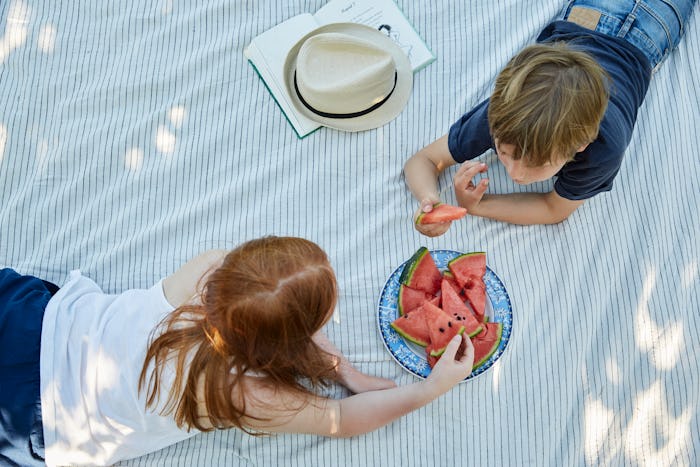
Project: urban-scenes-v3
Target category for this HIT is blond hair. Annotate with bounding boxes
[488,41,609,165]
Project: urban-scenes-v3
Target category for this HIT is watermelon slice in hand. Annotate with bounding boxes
[399,247,442,295]
[415,203,468,225]
[422,302,465,356]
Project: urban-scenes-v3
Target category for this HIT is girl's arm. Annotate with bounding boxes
[242,334,473,437]
[161,249,227,307]
[313,331,396,393]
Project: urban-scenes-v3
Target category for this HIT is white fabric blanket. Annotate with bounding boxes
[1,0,698,465]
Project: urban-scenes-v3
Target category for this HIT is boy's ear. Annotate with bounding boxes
[576,143,590,153]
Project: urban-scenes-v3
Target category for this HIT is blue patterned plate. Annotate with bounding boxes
[377,250,512,381]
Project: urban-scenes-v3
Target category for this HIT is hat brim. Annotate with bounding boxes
[284,22,413,132]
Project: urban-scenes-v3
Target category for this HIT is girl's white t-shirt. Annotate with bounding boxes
[40,271,199,466]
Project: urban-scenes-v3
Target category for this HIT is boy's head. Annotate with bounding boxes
[488,41,609,175]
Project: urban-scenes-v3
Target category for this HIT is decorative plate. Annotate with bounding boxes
[377,250,512,380]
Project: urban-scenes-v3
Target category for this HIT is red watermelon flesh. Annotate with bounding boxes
[422,302,465,356]
[426,346,439,368]
[472,322,502,369]
[463,281,487,323]
[415,203,468,225]
[398,284,432,315]
[442,270,463,297]
[441,280,483,337]
[399,247,442,295]
[390,306,430,347]
[448,252,487,289]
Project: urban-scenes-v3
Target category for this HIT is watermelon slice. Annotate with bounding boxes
[422,302,465,356]
[447,252,487,289]
[415,203,468,225]
[397,284,432,315]
[463,281,487,323]
[399,247,442,295]
[472,322,502,369]
[440,279,483,337]
[426,334,467,368]
[390,306,430,347]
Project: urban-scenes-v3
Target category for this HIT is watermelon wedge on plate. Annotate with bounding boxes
[440,279,483,337]
[472,321,503,369]
[397,284,432,315]
[447,252,487,289]
[399,247,442,295]
[390,306,430,347]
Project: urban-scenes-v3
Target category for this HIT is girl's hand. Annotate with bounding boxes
[413,196,451,237]
[454,162,489,213]
[425,334,474,394]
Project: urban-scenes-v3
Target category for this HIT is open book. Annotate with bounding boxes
[244,0,435,138]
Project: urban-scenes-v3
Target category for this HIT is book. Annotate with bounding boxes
[244,0,435,138]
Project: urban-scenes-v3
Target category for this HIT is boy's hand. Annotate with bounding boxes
[454,162,489,212]
[425,334,474,394]
[413,196,451,237]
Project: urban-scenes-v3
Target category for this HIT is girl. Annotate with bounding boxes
[0,236,474,466]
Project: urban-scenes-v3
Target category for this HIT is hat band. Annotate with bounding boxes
[294,71,398,119]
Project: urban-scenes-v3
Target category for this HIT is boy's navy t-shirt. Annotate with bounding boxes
[447,20,652,200]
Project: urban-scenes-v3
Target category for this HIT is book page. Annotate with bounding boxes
[244,14,321,138]
[313,0,435,71]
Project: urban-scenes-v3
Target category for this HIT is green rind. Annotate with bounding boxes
[414,202,443,225]
[473,323,503,369]
[390,322,429,347]
[467,325,483,338]
[399,247,429,285]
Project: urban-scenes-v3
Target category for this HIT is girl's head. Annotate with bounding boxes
[488,42,609,177]
[204,236,338,373]
[140,236,339,432]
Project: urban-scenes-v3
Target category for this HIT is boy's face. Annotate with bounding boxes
[495,140,570,185]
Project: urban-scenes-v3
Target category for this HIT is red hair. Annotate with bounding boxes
[139,236,339,432]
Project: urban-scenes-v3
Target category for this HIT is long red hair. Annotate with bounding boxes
[139,236,339,432]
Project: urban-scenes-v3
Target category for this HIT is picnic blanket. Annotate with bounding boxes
[1,0,698,465]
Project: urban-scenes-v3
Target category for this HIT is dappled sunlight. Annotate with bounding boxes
[491,358,501,392]
[623,380,693,467]
[604,358,621,385]
[584,396,615,464]
[161,0,174,16]
[125,147,144,172]
[0,123,7,162]
[37,22,56,53]
[634,266,684,371]
[681,261,697,290]
[0,0,29,64]
[155,105,187,155]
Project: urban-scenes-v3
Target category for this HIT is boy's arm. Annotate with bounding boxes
[454,164,585,224]
[404,135,486,236]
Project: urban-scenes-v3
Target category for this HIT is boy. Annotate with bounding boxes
[404,0,696,234]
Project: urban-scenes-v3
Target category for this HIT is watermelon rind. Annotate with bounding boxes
[397,284,430,316]
[399,247,429,285]
[390,310,430,347]
[399,247,442,295]
[472,322,503,369]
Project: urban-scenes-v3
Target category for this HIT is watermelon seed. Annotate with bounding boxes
[448,321,452,327]
[439,327,445,333]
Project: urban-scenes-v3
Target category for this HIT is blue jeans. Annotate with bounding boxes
[564,0,697,70]
[0,269,58,466]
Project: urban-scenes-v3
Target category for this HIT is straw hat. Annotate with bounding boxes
[284,23,413,132]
